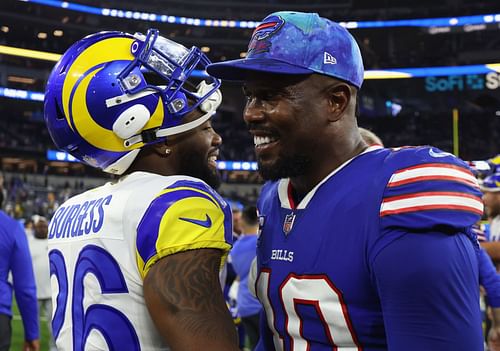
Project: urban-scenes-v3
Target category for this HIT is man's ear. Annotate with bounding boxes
[324,83,351,122]
[150,142,172,158]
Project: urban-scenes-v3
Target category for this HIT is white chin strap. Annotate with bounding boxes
[123,109,215,148]
[123,80,222,148]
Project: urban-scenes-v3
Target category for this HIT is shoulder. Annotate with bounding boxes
[150,176,228,210]
[382,145,471,172]
[378,145,483,232]
[260,181,280,199]
[0,210,15,227]
[136,176,232,278]
[0,211,23,238]
[257,180,280,209]
[137,176,230,234]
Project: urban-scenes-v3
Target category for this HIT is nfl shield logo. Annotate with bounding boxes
[258,215,265,238]
[283,213,296,235]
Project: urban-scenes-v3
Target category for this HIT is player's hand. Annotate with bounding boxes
[488,326,500,351]
[22,339,40,351]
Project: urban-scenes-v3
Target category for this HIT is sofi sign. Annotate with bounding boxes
[425,73,500,92]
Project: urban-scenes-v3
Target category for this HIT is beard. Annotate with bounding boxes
[257,151,311,181]
[177,148,221,189]
[486,205,500,219]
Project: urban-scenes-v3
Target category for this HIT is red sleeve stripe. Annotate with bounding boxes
[388,164,478,188]
[380,191,483,216]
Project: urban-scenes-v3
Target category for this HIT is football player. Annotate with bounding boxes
[208,11,484,350]
[44,29,239,350]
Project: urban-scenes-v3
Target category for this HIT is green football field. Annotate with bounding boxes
[11,300,50,351]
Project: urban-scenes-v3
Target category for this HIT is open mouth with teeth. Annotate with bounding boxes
[208,154,218,168]
[254,135,279,148]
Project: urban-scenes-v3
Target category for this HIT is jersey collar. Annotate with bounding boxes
[277,145,382,210]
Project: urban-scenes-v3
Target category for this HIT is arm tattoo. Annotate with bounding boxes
[145,248,234,339]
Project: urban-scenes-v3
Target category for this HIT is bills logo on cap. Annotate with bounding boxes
[283,212,296,235]
[252,15,285,41]
[247,15,284,55]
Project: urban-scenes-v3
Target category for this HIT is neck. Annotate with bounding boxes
[124,149,173,177]
[241,226,259,236]
[290,137,367,198]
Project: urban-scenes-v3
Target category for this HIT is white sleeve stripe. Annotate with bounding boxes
[380,193,483,216]
[389,175,478,188]
[394,163,472,176]
[389,166,477,187]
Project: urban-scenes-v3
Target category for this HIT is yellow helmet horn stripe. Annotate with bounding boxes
[62,36,164,152]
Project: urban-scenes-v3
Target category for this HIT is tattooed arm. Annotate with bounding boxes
[143,248,239,351]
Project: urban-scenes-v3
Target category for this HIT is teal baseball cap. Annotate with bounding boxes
[207,11,364,88]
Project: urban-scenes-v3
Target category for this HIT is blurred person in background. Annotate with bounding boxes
[232,206,244,239]
[358,127,383,147]
[479,173,500,350]
[28,215,56,351]
[226,205,243,290]
[229,206,263,350]
[0,210,39,351]
[0,172,6,210]
[24,217,34,238]
[42,191,59,219]
[481,174,500,246]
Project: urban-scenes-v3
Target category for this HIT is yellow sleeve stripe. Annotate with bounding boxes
[156,186,222,211]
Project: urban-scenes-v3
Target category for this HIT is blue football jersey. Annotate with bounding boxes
[255,146,484,351]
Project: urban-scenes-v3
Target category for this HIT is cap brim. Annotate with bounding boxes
[206,58,313,81]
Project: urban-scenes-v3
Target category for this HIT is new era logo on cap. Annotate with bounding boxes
[323,52,337,65]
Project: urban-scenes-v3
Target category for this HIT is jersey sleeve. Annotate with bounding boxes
[379,147,483,238]
[11,223,39,341]
[478,247,500,307]
[370,146,483,268]
[372,229,483,350]
[136,179,232,278]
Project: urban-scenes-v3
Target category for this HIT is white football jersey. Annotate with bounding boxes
[48,172,232,351]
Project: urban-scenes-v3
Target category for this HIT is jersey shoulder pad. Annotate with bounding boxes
[136,179,232,278]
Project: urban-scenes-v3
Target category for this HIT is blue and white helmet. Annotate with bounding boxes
[44,29,222,175]
[481,173,500,192]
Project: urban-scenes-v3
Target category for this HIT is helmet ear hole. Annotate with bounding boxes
[54,98,66,120]
[112,104,151,139]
